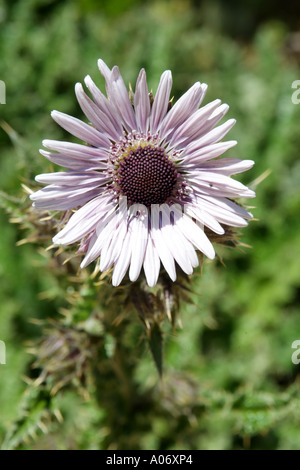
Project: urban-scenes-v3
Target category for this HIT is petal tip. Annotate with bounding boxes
[42,139,51,148]
[52,235,61,245]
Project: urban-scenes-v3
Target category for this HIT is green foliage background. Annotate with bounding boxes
[0,0,300,450]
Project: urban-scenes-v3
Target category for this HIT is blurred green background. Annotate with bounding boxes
[1,0,300,450]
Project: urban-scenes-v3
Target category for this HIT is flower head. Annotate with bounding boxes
[30,59,255,287]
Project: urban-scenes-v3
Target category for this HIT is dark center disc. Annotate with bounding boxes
[118,145,178,206]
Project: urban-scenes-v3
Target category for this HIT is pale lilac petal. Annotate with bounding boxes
[77,231,95,254]
[189,171,256,198]
[150,204,176,281]
[80,209,119,268]
[84,75,122,131]
[150,70,173,133]
[185,204,225,234]
[40,141,108,171]
[42,140,109,158]
[127,205,149,282]
[193,103,230,139]
[172,206,215,259]
[31,189,100,211]
[99,198,130,272]
[79,232,98,267]
[200,196,253,220]
[75,83,121,141]
[129,228,148,282]
[107,66,137,131]
[169,99,221,147]
[180,131,237,169]
[168,205,200,268]
[143,235,161,287]
[134,69,151,133]
[30,183,103,211]
[97,59,114,100]
[99,239,117,272]
[40,140,109,171]
[39,149,107,171]
[191,181,253,199]
[35,170,109,186]
[171,221,199,269]
[99,219,127,272]
[51,111,110,148]
[185,241,199,268]
[53,195,114,244]
[81,197,127,271]
[160,205,193,275]
[112,230,133,286]
[159,82,207,140]
[198,159,255,175]
[183,118,236,150]
[181,140,237,163]
[196,196,251,227]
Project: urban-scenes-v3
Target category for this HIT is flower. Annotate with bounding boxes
[30,59,255,287]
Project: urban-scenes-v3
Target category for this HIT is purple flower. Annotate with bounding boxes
[31,59,255,287]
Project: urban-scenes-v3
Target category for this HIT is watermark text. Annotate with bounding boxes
[291,80,300,104]
[0,80,6,104]
[0,340,6,365]
[291,340,300,364]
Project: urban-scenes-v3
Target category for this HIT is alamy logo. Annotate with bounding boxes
[95,197,204,241]
[0,340,6,365]
[291,80,300,104]
[0,80,6,104]
[291,340,300,365]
